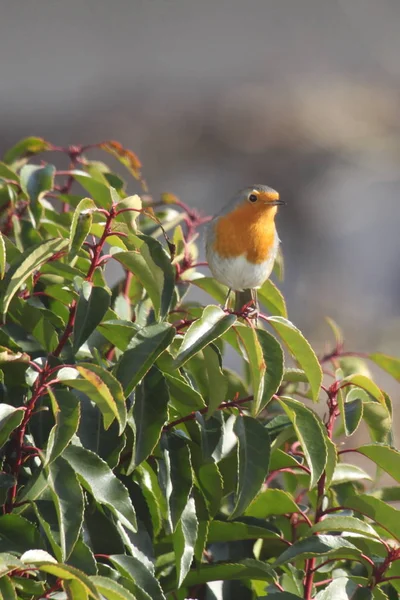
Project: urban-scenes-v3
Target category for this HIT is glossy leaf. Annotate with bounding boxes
[233,324,265,414]
[273,535,363,568]
[114,322,175,395]
[358,444,400,483]
[73,281,110,352]
[3,136,51,164]
[343,494,400,541]
[0,575,17,600]
[0,405,24,449]
[20,163,55,204]
[48,457,84,560]
[257,328,284,411]
[59,364,126,433]
[245,488,300,519]
[1,237,68,315]
[0,232,5,280]
[369,352,400,381]
[174,306,236,368]
[268,316,322,401]
[45,389,80,465]
[158,433,193,532]
[128,367,169,471]
[278,396,327,488]
[202,345,227,418]
[344,388,364,436]
[109,554,166,600]
[310,515,380,539]
[63,445,137,532]
[69,198,96,261]
[230,416,271,519]
[173,496,198,587]
[90,576,137,600]
[113,236,175,320]
[258,279,287,317]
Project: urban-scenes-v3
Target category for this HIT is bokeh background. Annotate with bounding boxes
[1,0,400,359]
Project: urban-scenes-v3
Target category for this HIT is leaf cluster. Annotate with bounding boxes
[0,137,399,599]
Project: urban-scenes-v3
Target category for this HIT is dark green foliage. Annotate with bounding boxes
[0,137,398,599]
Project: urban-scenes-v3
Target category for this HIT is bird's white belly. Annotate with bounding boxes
[206,245,278,291]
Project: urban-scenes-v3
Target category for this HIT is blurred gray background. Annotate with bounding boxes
[2,0,400,357]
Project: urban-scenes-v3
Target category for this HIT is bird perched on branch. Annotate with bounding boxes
[205,185,284,319]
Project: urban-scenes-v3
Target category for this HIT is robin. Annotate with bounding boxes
[205,185,284,318]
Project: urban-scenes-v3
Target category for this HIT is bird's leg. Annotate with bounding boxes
[246,288,259,325]
[223,288,232,310]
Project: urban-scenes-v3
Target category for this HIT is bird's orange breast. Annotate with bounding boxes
[212,203,278,264]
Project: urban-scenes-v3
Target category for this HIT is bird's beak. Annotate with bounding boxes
[266,200,285,206]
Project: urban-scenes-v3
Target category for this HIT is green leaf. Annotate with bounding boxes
[341,374,385,406]
[174,306,236,368]
[363,400,392,443]
[331,463,372,485]
[7,297,59,352]
[207,520,286,547]
[190,276,227,304]
[310,516,380,539]
[48,457,84,560]
[64,579,89,600]
[158,433,193,532]
[357,444,400,483]
[278,397,327,488]
[173,496,198,587]
[0,575,17,600]
[3,137,51,164]
[0,405,24,449]
[20,163,55,203]
[114,323,175,396]
[0,515,45,554]
[343,494,400,541]
[369,352,400,381]
[273,535,363,568]
[59,364,126,433]
[0,232,5,280]
[0,474,16,506]
[314,577,358,600]
[268,317,322,401]
[256,328,284,411]
[324,436,338,487]
[72,171,111,208]
[258,279,287,317]
[245,489,300,519]
[344,388,364,436]
[163,558,274,591]
[45,389,80,465]
[73,281,110,352]
[113,236,175,320]
[232,325,265,414]
[90,576,137,600]
[69,198,96,261]
[163,371,205,412]
[202,345,227,418]
[1,237,68,316]
[63,445,137,532]
[109,554,166,600]
[97,320,138,351]
[28,561,100,599]
[128,367,169,471]
[230,416,271,519]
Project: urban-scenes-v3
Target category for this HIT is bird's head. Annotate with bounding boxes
[226,185,284,219]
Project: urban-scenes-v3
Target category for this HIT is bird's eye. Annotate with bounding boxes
[248,194,257,203]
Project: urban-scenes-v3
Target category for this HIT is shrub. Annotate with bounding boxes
[0,137,399,599]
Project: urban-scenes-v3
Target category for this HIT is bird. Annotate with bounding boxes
[205,185,284,319]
